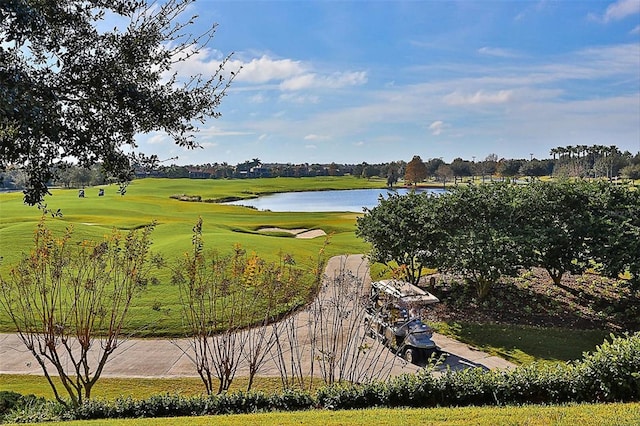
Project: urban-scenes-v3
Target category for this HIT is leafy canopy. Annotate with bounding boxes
[1,0,234,204]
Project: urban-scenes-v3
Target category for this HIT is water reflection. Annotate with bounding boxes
[224,187,445,212]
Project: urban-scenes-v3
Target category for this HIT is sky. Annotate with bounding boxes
[133,0,640,166]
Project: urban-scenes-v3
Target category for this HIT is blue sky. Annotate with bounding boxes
[135,0,640,165]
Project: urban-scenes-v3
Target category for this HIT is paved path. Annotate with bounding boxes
[0,255,514,380]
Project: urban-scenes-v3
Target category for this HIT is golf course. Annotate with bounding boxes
[0,176,388,334]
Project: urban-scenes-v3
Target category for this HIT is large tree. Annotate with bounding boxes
[439,183,525,299]
[519,180,594,285]
[356,191,445,284]
[1,0,234,205]
[588,182,640,293]
[404,155,428,186]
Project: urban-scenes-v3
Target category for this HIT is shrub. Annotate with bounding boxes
[1,397,63,424]
[577,332,640,402]
[10,333,639,422]
[267,388,315,412]
[494,362,579,404]
[0,391,24,415]
[437,367,498,406]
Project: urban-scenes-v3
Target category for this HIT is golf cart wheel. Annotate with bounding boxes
[404,348,416,364]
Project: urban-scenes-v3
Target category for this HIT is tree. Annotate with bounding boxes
[434,164,453,187]
[439,183,525,299]
[496,159,524,177]
[519,159,553,178]
[172,219,323,394]
[356,191,445,285]
[588,182,640,293]
[480,154,498,179]
[621,164,640,180]
[424,157,445,177]
[519,181,594,285]
[0,218,160,407]
[1,0,234,205]
[385,163,399,188]
[404,155,427,186]
[449,157,472,182]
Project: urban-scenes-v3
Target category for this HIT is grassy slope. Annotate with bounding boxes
[0,177,381,334]
[433,322,611,364]
[16,404,640,426]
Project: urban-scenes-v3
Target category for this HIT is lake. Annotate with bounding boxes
[224,187,445,212]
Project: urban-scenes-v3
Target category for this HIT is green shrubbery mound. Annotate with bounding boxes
[3,333,638,423]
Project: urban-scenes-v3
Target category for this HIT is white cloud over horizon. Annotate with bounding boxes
[132,1,639,165]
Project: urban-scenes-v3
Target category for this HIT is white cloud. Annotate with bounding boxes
[589,0,640,23]
[444,90,513,105]
[146,133,171,145]
[304,134,329,141]
[199,126,253,137]
[279,93,320,104]
[234,55,307,83]
[429,121,445,136]
[478,46,521,58]
[279,74,317,91]
[280,71,367,91]
[250,93,268,103]
[603,0,640,22]
[631,24,640,34]
[305,144,317,150]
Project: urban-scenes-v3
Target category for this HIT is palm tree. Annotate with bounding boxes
[557,146,568,161]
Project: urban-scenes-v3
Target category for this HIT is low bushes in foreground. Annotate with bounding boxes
[2,333,638,423]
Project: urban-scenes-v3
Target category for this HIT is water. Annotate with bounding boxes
[224,187,445,212]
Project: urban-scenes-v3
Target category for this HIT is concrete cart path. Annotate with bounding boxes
[0,255,515,379]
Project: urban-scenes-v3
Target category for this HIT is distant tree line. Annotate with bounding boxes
[2,144,638,193]
[356,180,640,299]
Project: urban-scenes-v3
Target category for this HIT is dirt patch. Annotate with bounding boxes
[421,268,639,332]
[258,227,327,239]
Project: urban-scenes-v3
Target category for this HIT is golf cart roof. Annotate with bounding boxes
[372,280,440,305]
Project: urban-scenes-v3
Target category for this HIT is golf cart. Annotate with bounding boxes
[364,279,440,364]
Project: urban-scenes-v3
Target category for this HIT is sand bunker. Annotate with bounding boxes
[259,227,327,239]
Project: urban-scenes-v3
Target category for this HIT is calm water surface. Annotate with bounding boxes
[224,188,445,212]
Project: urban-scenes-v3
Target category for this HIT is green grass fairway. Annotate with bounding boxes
[0,177,384,334]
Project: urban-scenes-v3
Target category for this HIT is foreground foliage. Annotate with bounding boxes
[1,0,233,205]
[0,219,161,408]
[172,217,325,394]
[2,333,638,423]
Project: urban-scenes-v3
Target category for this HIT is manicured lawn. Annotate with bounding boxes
[0,375,288,400]
[433,322,611,364]
[15,403,640,426]
[0,177,383,334]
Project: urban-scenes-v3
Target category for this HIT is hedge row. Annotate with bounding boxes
[318,332,640,410]
[3,333,638,423]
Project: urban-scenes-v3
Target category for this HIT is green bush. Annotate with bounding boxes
[0,391,23,415]
[495,362,580,404]
[578,332,640,402]
[0,396,62,424]
[437,366,498,406]
[7,333,639,422]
